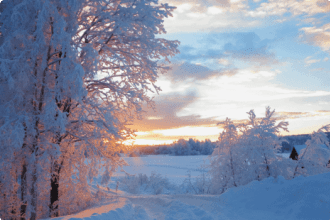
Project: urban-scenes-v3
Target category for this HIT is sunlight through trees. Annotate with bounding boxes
[0,0,178,219]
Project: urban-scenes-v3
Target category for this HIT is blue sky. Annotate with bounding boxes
[130,0,330,145]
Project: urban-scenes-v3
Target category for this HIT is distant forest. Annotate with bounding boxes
[130,132,330,156]
[132,139,216,156]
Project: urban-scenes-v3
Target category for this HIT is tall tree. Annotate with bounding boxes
[0,0,179,219]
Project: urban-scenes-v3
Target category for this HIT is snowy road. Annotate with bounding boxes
[51,155,330,220]
[125,194,222,220]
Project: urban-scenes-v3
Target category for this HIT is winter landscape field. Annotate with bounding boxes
[2,0,330,219]
[47,152,330,220]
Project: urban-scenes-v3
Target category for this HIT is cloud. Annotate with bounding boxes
[161,0,246,12]
[223,32,278,65]
[164,62,238,83]
[167,62,217,82]
[129,90,219,132]
[300,24,330,52]
[161,0,330,34]
[304,56,321,66]
[196,32,278,66]
[173,32,278,70]
[153,126,221,137]
[175,68,330,120]
[246,0,330,18]
[274,111,314,120]
[162,3,260,33]
[130,109,330,145]
[174,45,225,62]
[218,58,231,66]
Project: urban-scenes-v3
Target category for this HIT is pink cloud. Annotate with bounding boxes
[300,24,330,52]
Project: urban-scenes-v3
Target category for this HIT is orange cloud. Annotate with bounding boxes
[300,24,330,52]
[275,111,330,121]
[129,109,330,145]
[128,91,219,132]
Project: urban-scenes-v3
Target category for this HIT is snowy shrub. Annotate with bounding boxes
[181,170,211,194]
[120,174,142,194]
[118,172,173,195]
[148,172,171,195]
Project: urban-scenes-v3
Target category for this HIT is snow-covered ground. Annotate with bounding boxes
[50,155,330,220]
[113,155,210,186]
[294,144,328,155]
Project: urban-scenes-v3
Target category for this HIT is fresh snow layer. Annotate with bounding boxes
[294,144,328,155]
[219,173,330,220]
[52,155,330,220]
[114,155,210,186]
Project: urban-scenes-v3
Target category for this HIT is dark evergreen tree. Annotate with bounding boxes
[289,147,298,160]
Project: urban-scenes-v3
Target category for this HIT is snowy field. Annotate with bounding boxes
[113,155,210,186]
[49,153,330,220]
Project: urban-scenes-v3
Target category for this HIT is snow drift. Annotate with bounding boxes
[51,171,330,220]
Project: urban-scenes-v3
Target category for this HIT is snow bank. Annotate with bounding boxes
[53,172,330,220]
[219,172,330,220]
[48,197,150,220]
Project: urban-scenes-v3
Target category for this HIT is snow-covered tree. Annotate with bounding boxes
[209,118,238,193]
[0,0,178,219]
[209,107,290,194]
[242,107,289,180]
[293,125,330,177]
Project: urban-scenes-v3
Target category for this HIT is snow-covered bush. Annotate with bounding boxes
[181,169,211,194]
[119,172,173,195]
[120,174,142,194]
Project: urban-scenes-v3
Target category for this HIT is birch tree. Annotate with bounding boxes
[0,0,179,219]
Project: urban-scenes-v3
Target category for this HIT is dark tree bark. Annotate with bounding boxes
[50,161,62,217]
[49,94,70,217]
[20,164,27,220]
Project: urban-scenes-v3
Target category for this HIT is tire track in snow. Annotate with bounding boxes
[124,194,225,220]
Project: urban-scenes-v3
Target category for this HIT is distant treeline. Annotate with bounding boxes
[134,138,217,156]
[129,132,330,157]
[281,132,330,152]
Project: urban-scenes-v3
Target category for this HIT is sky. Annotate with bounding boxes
[128,0,330,145]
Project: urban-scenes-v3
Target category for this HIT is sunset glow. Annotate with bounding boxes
[130,0,330,145]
